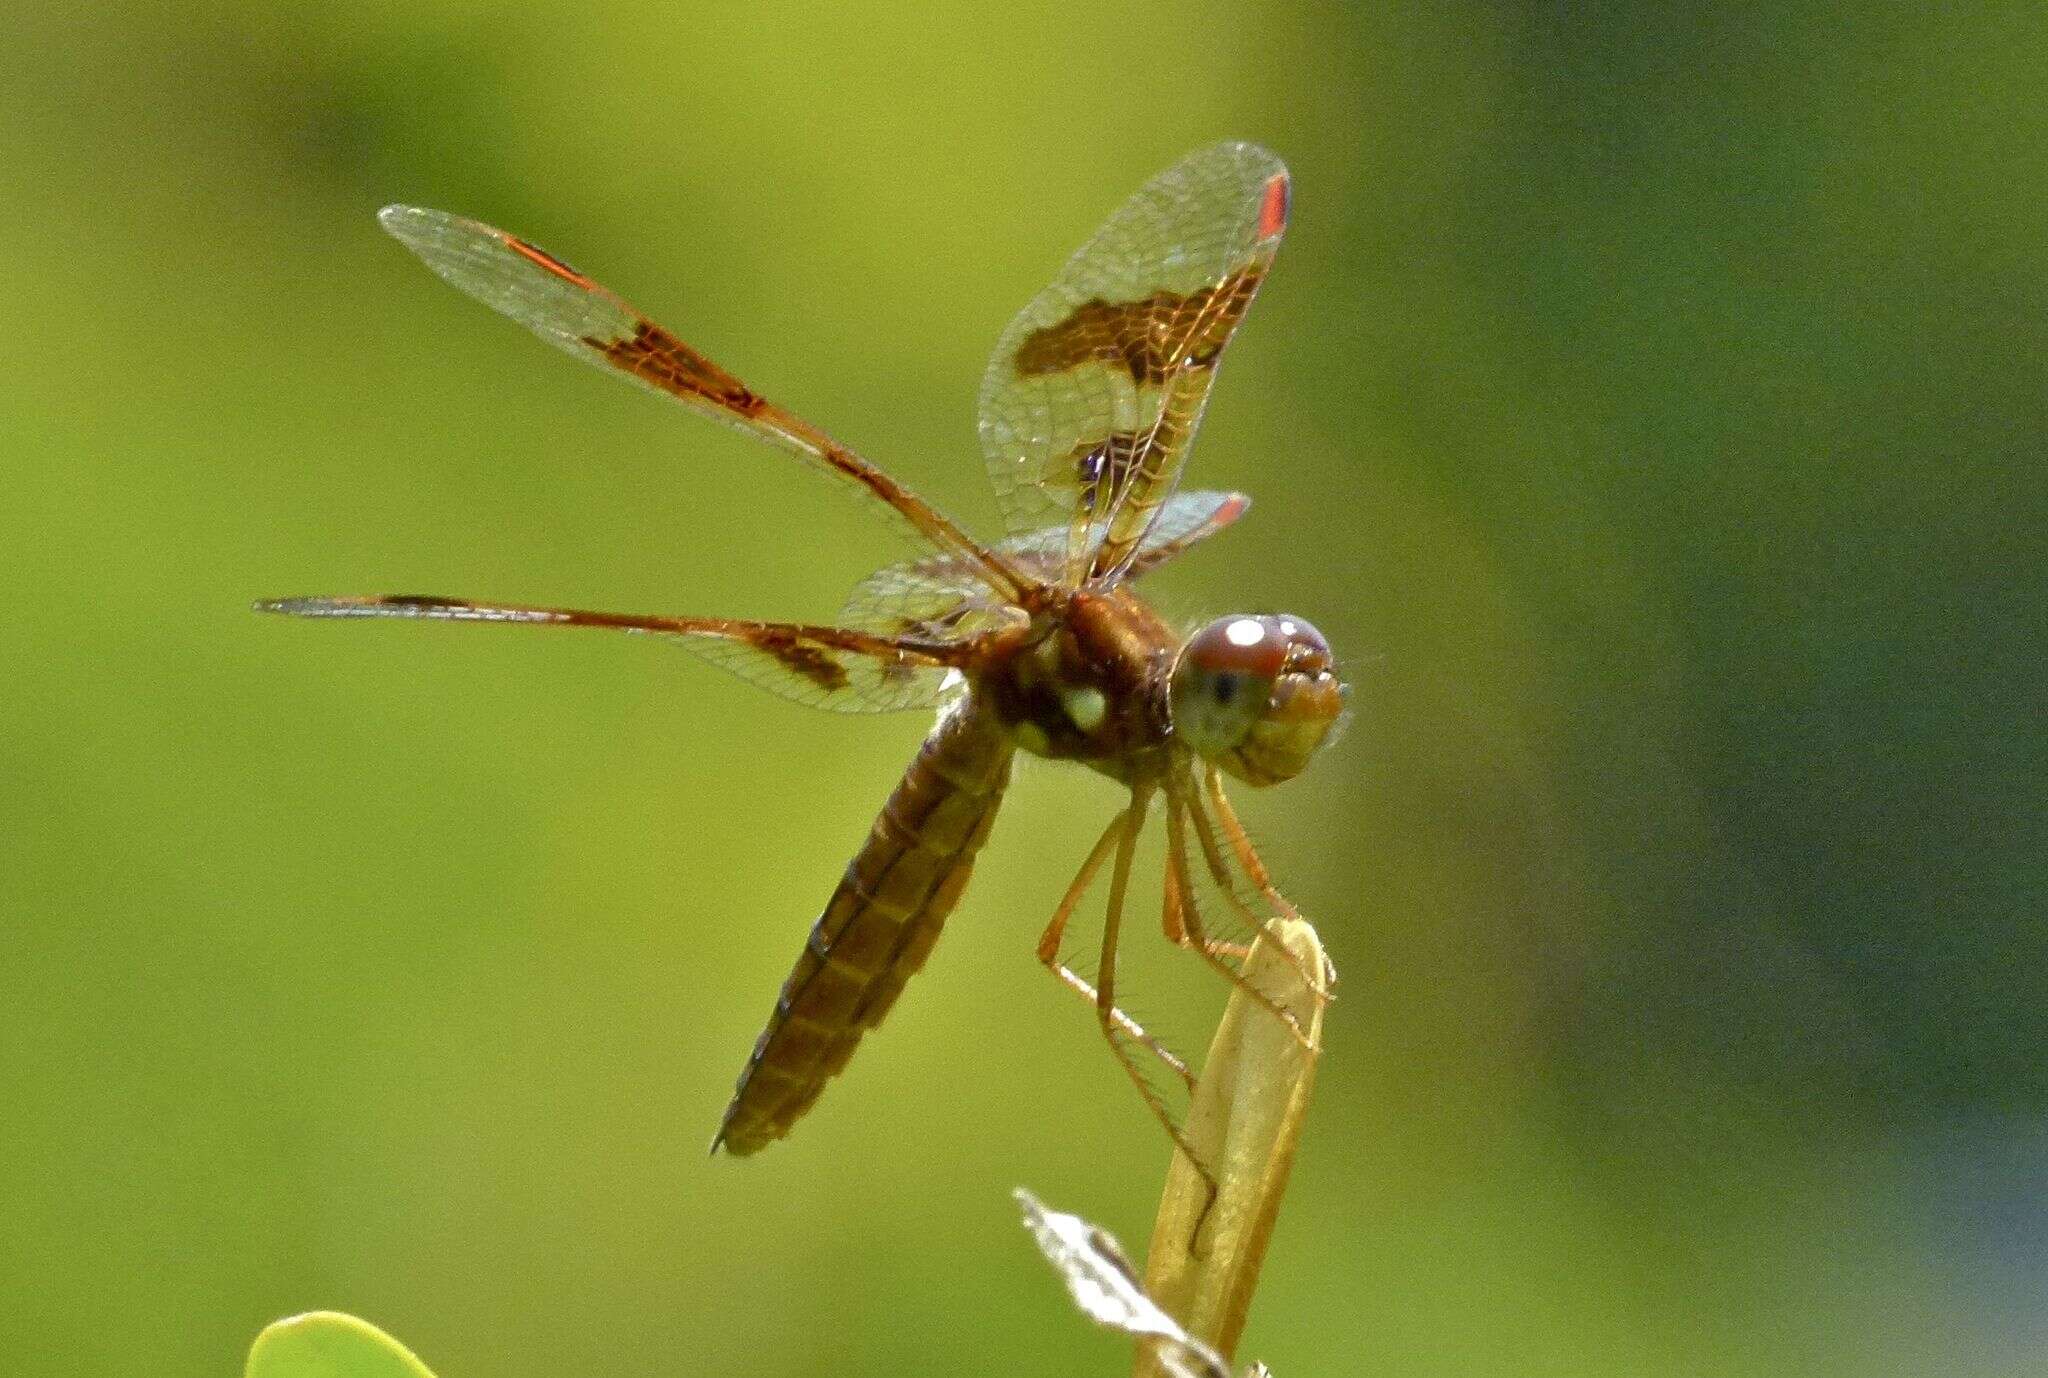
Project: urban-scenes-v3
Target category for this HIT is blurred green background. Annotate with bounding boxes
[3,3,2043,1375]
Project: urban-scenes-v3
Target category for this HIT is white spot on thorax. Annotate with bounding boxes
[1062,686,1107,733]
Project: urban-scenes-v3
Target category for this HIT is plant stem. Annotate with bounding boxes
[1134,916,1330,1375]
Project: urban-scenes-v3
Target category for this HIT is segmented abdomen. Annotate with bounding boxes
[714,698,1013,1154]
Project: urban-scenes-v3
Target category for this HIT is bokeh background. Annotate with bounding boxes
[4,3,2044,1375]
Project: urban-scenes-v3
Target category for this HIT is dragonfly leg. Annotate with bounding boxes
[1202,764,1337,994]
[1165,778,1319,1052]
[1090,787,1218,1195]
[1161,813,1251,961]
[1038,804,1192,1089]
[1200,767,1298,905]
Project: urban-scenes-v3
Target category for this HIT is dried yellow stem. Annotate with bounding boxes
[1134,916,1330,1374]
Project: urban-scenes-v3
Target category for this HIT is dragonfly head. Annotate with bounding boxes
[1168,614,1346,786]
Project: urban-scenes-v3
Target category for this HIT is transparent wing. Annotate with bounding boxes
[838,556,1038,646]
[256,595,962,713]
[977,143,1288,586]
[1035,489,1249,581]
[838,490,1250,637]
[380,207,1024,595]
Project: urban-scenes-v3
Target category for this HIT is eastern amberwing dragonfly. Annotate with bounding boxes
[261,142,1346,1182]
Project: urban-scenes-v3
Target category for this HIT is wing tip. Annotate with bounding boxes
[1257,170,1290,241]
[378,205,494,260]
[254,595,387,619]
[254,596,320,616]
[1185,141,1290,240]
[1197,139,1289,176]
[377,203,430,236]
[252,594,467,619]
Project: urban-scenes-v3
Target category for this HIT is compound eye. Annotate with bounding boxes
[1173,612,1343,785]
[1276,616,1333,667]
[1183,616,1290,682]
[1170,616,1289,758]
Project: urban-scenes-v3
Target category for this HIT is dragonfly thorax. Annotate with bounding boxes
[974,587,1177,782]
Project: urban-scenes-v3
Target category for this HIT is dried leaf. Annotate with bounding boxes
[1015,1189,1230,1378]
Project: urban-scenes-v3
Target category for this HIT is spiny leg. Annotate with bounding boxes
[1198,764,1336,997]
[1161,832,1194,946]
[1094,786,1218,1196]
[1162,803,1251,963]
[1164,780,1316,1051]
[1180,777,1288,949]
[1202,765,1294,914]
[1037,803,1191,1088]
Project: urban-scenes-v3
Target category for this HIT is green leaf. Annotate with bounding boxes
[246,1312,438,1378]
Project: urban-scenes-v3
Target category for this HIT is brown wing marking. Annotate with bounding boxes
[977,144,1290,586]
[1012,267,1266,385]
[1048,253,1272,580]
[714,697,1014,1155]
[743,624,847,693]
[590,319,767,417]
[378,206,1028,598]
[253,594,965,712]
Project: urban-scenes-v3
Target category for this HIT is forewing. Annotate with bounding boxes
[256,595,958,713]
[839,489,1249,642]
[977,143,1288,585]
[380,207,780,443]
[380,207,1018,586]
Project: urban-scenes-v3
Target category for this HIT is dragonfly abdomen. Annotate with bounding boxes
[714,698,1013,1155]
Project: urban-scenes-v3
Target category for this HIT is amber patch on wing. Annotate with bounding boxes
[748,627,853,693]
[1012,267,1265,384]
[588,321,765,414]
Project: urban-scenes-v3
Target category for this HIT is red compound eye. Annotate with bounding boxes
[1185,614,1334,681]
[1173,613,1343,785]
[1183,616,1290,681]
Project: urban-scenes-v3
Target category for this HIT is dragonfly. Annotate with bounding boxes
[260,142,1347,1184]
